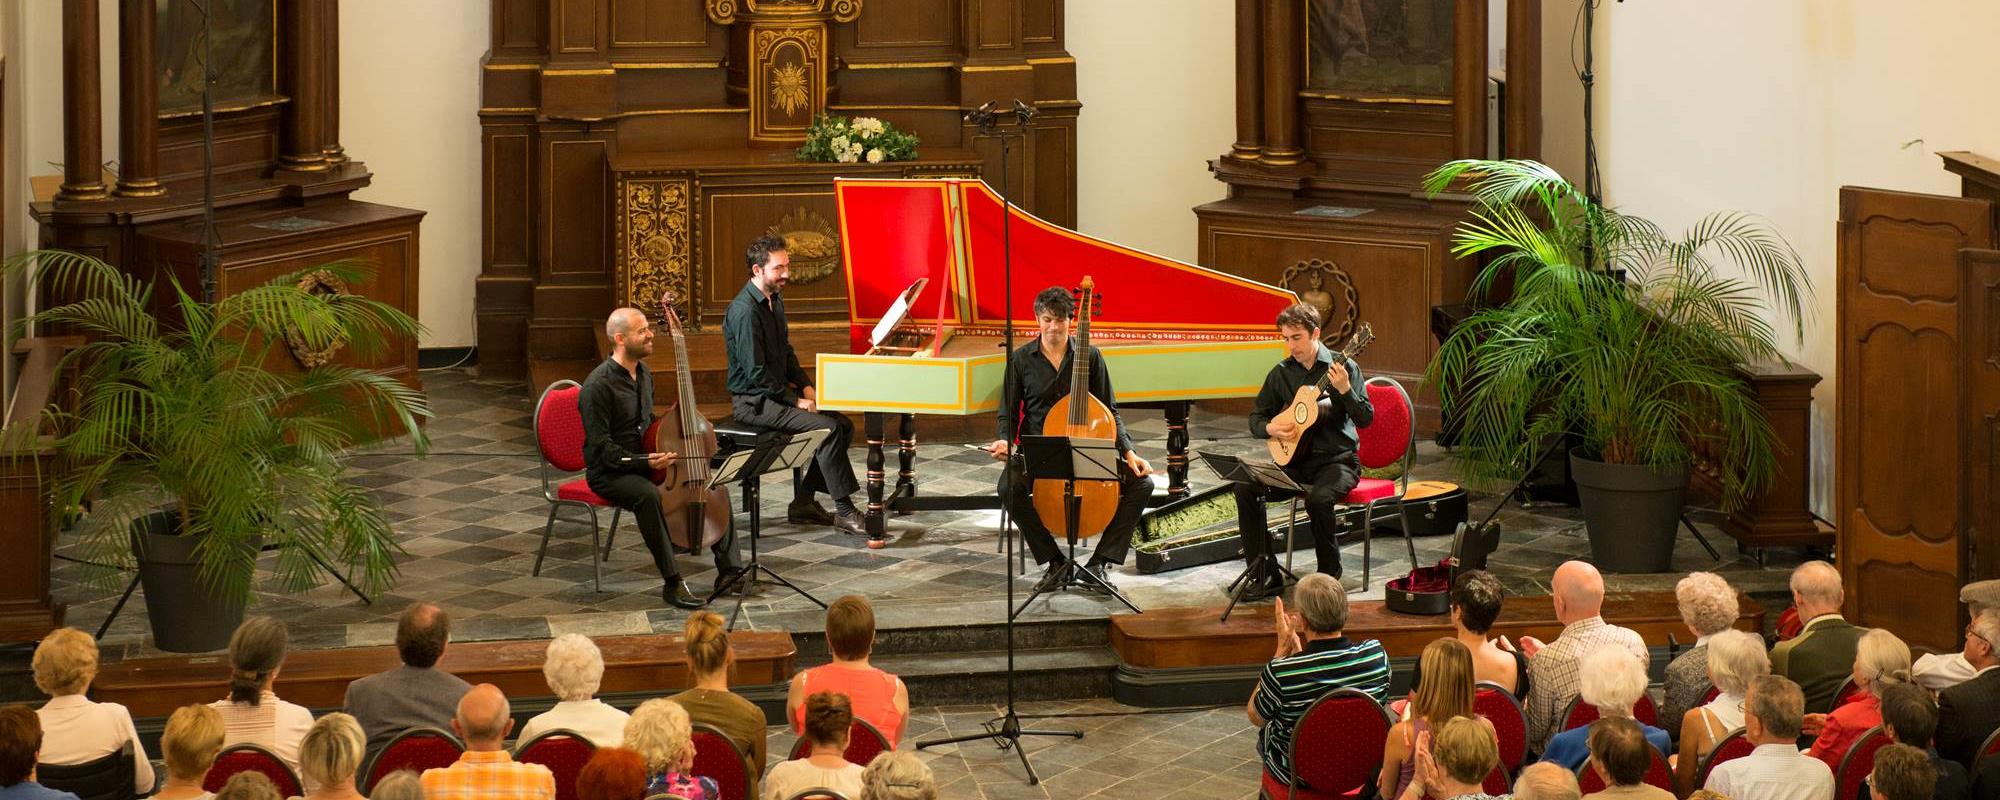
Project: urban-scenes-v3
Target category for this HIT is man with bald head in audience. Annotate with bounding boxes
[419,685,554,800]
[1771,561,1866,716]
[344,602,472,756]
[1516,761,1583,800]
[1515,560,1648,753]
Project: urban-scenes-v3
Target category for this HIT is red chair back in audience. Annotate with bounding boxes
[1421,765,1511,800]
[1977,727,2000,769]
[1833,677,1866,709]
[690,723,753,800]
[1633,694,1658,727]
[1473,682,1529,770]
[1699,684,1721,705]
[786,719,891,768]
[1835,726,1891,800]
[1575,745,1673,793]
[203,744,302,797]
[1560,695,1657,732]
[1696,728,1755,788]
[363,727,466,794]
[1258,688,1394,800]
[515,730,598,800]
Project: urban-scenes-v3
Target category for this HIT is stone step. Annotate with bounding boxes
[876,645,1120,707]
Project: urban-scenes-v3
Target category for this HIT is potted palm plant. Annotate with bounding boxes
[1423,160,1812,573]
[7,250,431,652]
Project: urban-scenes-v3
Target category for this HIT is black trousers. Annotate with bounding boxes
[1000,462,1149,567]
[1232,455,1360,578]
[587,471,740,582]
[730,395,860,501]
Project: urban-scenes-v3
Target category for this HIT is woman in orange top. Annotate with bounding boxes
[1805,628,1913,771]
[787,595,910,747]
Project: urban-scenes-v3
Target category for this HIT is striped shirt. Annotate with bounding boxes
[1254,636,1392,785]
[420,750,556,800]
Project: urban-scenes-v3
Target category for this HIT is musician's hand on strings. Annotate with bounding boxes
[1265,417,1297,439]
[1327,360,1352,394]
[1125,451,1153,477]
[986,439,1011,462]
[647,451,678,469]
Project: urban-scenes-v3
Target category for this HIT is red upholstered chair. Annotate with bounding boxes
[1260,688,1394,800]
[1575,746,1673,793]
[1278,377,1417,590]
[203,744,302,798]
[786,719,891,768]
[1700,684,1722,705]
[1834,726,1890,800]
[363,728,465,794]
[1560,696,1599,732]
[1474,682,1529,770]
[1833,677,1865,709]
[691,723,754,800]
[535,380,622,591]
[1977,727,2000,769]
[1695,728,1755,789]
[515,730,598,800]
[1634,694,1658,727]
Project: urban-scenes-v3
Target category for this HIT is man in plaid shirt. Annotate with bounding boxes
[1512,561,1649,754]
[421,685,555,800]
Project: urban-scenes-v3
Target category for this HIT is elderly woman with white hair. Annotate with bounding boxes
[1805,628,1912,771]
[1672,629,1770,794]
[1536,646,1671,770]
[516,634,630,746]
[859,751,936,800]
[1658,572,1740,742]
[625,699,715,800]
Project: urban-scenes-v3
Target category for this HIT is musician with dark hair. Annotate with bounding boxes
[724,235,868,542]
[1230,302,1373,598]
[984,286,1154,592]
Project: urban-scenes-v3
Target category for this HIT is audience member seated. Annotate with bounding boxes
[1913,581,1999,692]
[517,634,629,747]
[1674,630,1771,794]
[0,705,80,800]
[788,596,909,748]
[575,748,648,800]
[1248,573,1392,790]
[1875,683,1969,800]
[1393,717,1504,800]
[1686,792,1728,800]
[670,611,767,797]
[297,713,368,800]
[1806,629,1912,772]
[420,685,554,800]
[1870,745,1937,800]
[1518,562,1648,754]
[155,704,224,800]
[211,617,314,775]
[217,773,281,800]
[857,752,933,800]
[1515,762,1581,800]
[1704,675,1834,800]
[1772,562,1865,717]
[346,604,473,756]
[1384,638,1495,799]
[369,771,422,800]
[764,692,866,800]
[1935,609,2000,768]
[1540,647,1671,771]
[30,628,155,794]
[1408,571,1528,699]
[1662,573,1741,742]
[1583,718,1672,800]
[624,700,714,800]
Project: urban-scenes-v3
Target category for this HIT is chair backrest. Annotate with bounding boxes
[1356,377,1415,473]
[1574,745,1673,793]
[788,719,891,768]
[1473,682,1529,770]
[1978,726,2000,769]
[204,743,304,797]
[1482,764,1511,796]
[1700,684,1721,705]
[537,380,589,475]
[1696,728,1755,788]
[1286,688,1395,797]
[690,723,753,800]
[515,730,598,800]
[1633,693,1658,727]
[1835,726,1891,800]
[783,790,851,800]
[363,727,466,794]
[1834,677,1865,709]
[36,744,134,800]
[1560,695,1599,732]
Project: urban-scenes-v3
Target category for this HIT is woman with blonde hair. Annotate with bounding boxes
[857,751,934,800]
[1673,629,1770,794]
[517,634,628,747]
[295,713,366,800]
[1805,628,1913,771]
[210,617,314,775]
[1381,638,1494,800]
[31,628,156,794]
[667,611,766,797]
[154,705,225,800]
[1394,717,1503,800]
[623,699,715,800]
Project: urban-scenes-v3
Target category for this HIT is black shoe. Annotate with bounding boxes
[711,566,751,596]
[663,578,705,610]
[787,500,834,526]
[1081,561,1115,593]
[834,509,867,537]
[1033,562,1068,593]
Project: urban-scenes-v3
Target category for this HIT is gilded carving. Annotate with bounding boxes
[765,207,841,285]
[621,178,694,322]
[1281,258,1360,347]
[285,270,351,369]
[771,63,812,116]
[751,25,825,142]
[705,0,738,25]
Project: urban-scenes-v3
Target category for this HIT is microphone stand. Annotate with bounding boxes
[914,99,1081,784]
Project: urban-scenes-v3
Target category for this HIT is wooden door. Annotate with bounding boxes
[1962,248,2000,592]
[1837,186,1995,652]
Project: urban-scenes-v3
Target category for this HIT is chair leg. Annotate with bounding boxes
[601,511,618,562]
[1285,497,1302,577]
[1362,507,1373,591]
[534,504,560,577]
[587,508,603,593]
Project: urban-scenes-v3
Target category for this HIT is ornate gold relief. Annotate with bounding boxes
[620,178,694,323]
[705,0,739,25]
[766,207,840,285]
[285,270,352,369]
[1281,258,1360,347]
[750,24,825,142]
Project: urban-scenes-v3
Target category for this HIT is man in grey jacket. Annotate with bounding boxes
[345,603,472,755]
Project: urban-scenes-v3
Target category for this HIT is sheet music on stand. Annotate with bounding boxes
[1017,435,1120,482]
[702,448,764,492]
[1196,451,1304,493]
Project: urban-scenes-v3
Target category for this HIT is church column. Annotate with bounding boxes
[58,0,109,201]
[279,0,328,172]
[1230,0,1263,162]
[116,0,165,197]
[1260,0,1303,166]
[320,0,346,164]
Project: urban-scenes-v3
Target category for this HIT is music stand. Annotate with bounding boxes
[1198,451,1306,622]
[708,428,832,629]
[1009,435,1141,617]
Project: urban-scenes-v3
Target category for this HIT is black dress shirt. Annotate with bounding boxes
[723,281,811,404]
[997,339,1134,455]
[1247,343,1373,463]
[579,356,654,478]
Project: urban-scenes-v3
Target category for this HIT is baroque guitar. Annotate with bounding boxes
[1266,322,1375,466]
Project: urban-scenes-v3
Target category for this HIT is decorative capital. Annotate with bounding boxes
[706,0,738,25]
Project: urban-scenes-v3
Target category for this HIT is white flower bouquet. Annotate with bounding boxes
[796,115,920,163]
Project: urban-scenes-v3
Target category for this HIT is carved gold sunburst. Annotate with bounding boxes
[771,63,810,116]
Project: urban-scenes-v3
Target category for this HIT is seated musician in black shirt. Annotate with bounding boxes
[581,306,738,610]
[985,286,1154,592]
[1233,302,1373,598]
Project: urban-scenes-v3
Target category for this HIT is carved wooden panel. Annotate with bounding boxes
[699,185,851,326]
[615,175,695,318]
[485,130,535,273]
[494,0,544,53]
[1962,248,2000,590]
[557,0,607,54]
[543,136,611,280]
[610,0,714,47]
[847,0,956,51]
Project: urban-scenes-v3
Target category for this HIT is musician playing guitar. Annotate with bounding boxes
[1232,302,1374,599]
[986,286,1154,593]
[581,301,740,610]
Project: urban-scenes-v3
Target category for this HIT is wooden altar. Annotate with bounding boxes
[478,0,1082,381]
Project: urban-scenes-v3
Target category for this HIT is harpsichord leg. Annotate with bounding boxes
[864,412,888,538]
[1164,401,1192,500]
[894,413,918,513]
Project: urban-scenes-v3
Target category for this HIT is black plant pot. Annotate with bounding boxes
[131,511,250,653]
[1568,449,1688,574]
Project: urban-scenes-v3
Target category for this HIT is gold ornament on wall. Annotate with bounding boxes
[285,270,351,369]
[1281,258,1360,347]
[620,178,694,322]
[767,207,841,285]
